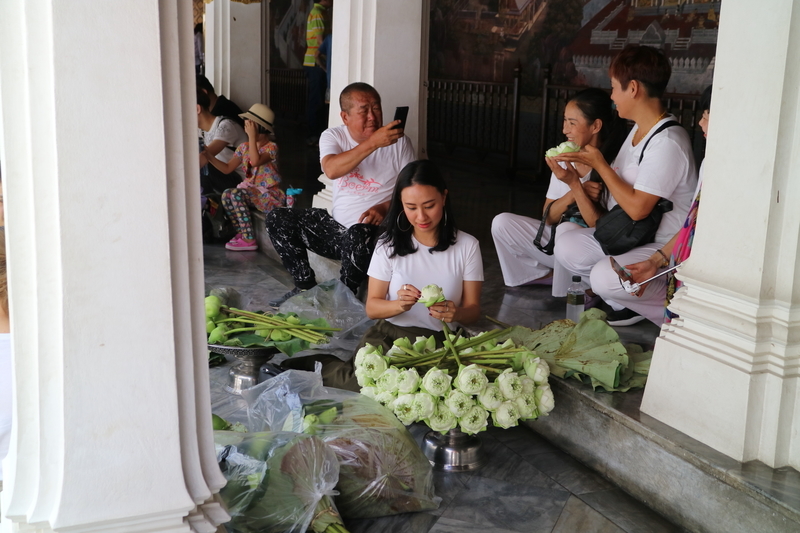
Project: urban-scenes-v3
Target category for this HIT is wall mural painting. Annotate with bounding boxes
[271,0,317,70]
[429,0,720,95]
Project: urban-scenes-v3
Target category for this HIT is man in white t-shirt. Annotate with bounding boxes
[266,82,415,307]
[197,87,247,194]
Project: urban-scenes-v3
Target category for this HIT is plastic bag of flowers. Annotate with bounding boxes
[214,430,349,533]
[241,368,441,518]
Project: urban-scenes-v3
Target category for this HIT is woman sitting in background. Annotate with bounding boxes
[553,45,697,326]
[492,87,626,296]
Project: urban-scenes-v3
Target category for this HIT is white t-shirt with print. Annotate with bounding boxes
[319,125,416,228]
[608,117,697,243]
[368,231,484,330]
[202,116,248,179]
[0,333,11,482]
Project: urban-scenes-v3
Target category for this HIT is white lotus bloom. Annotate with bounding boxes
[375,366,401,393]
[419,284,446,308]
[454,364,489,395]
[494,401,520,429]
[375,390,397,407]
[444,389,474,418]
[354,343,380,367]
[477,383,505,411]
[515,393,538,419]
[355,367,375,388]
[520,376,536,395]
[360,386,378,400]
[393,393,418,425]
[545,141,580,157]
[421,367,453,397]
[427,404,457,433]
[532,359,550,384]
[396,367,421,394]
[496,368,524,400]
[359,351,388,379]
[535,384,555,416]
[411,392,437,420]
[459,405,489,435]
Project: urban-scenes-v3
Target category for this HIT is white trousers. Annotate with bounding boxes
[491,213,581,297]
[554,227,668,325]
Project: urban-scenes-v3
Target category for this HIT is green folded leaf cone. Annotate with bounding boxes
[418,284,446,308]
[545,141,581,158]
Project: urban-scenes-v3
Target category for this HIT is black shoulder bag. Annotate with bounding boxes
[593,120,679,256]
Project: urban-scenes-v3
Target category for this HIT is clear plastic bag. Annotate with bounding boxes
[278,280,374,361]
[242,370,440,519]
[215,431,346,533]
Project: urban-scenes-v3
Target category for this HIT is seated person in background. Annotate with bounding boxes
[553,45,697,326]
[266,82,415,307]
[492,88,626,296]
[197,87,247,194]
[282,160,483,391]
[594,85,713,324]
[196,75,244,126]
[202,104,286,252]
[0,232,11,489]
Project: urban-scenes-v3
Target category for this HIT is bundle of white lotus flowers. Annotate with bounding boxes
[355,327,555,435]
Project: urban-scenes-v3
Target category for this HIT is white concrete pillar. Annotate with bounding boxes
[328,0,430,157]
[641,0,800,470]
[0,1,227,531]
[205,0,263,110]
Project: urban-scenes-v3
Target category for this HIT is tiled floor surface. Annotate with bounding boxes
[205,119,680,532]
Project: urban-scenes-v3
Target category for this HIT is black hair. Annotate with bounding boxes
[196,75,215,95]
[194,23,203,35]
[700,85,713,112]
[379,160,457,257]
[609,45,672,98]
[339,82,381,112]
[568,88,628,204]
[196,86,211,111]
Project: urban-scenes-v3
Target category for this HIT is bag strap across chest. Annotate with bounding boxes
[638,120,681,165]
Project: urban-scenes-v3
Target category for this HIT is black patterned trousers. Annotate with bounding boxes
[265,207,380,293]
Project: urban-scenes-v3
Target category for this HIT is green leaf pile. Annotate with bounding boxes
[503,308,651,392]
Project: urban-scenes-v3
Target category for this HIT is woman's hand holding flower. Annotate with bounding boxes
[430,300,457,323]
[554,144,608,172]
[396,283,420,313]
[545,155,582,187]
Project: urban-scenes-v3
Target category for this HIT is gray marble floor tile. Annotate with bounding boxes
[525,451,616,495]
[489,424,560,457]
[428,516,520,533]
[552,495,626,533]
[344,511,439,533]
[579,489,681,533]
[441,475,570,532]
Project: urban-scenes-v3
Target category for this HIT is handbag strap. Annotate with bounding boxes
[638,120,681,165]
[533,201,555,253]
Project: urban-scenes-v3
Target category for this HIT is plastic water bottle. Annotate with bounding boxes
[566,275,585,323]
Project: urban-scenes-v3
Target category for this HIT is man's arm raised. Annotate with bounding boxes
[321,121,402,179]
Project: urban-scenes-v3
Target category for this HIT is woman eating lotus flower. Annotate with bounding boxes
[281,160,483,391]
[491,87,627,295]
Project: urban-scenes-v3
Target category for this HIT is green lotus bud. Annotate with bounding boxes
[208,325,228,344]
[270,329,292,342]
[255,328,271,338]
[418,284,446,308]
[545,141,580,158]
[205,295,222,319]
[211,414,230,431]
[285,315,302,325]
[206,320,216,334]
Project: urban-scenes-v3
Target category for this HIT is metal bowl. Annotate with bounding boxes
[208,345,278,394]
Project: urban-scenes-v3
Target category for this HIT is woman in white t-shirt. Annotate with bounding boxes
[491,88,627,296]
[281,160,484,391]
[365,159,483,332]
[553,45,697,326]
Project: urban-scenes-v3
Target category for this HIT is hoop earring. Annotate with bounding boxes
[397,212,412,232]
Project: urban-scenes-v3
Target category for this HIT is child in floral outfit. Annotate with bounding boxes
[203,103,285,251]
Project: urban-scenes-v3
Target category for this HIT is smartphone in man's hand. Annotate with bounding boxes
[392,106,409,130]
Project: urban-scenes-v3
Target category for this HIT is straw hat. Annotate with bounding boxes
[239,103,275,134]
